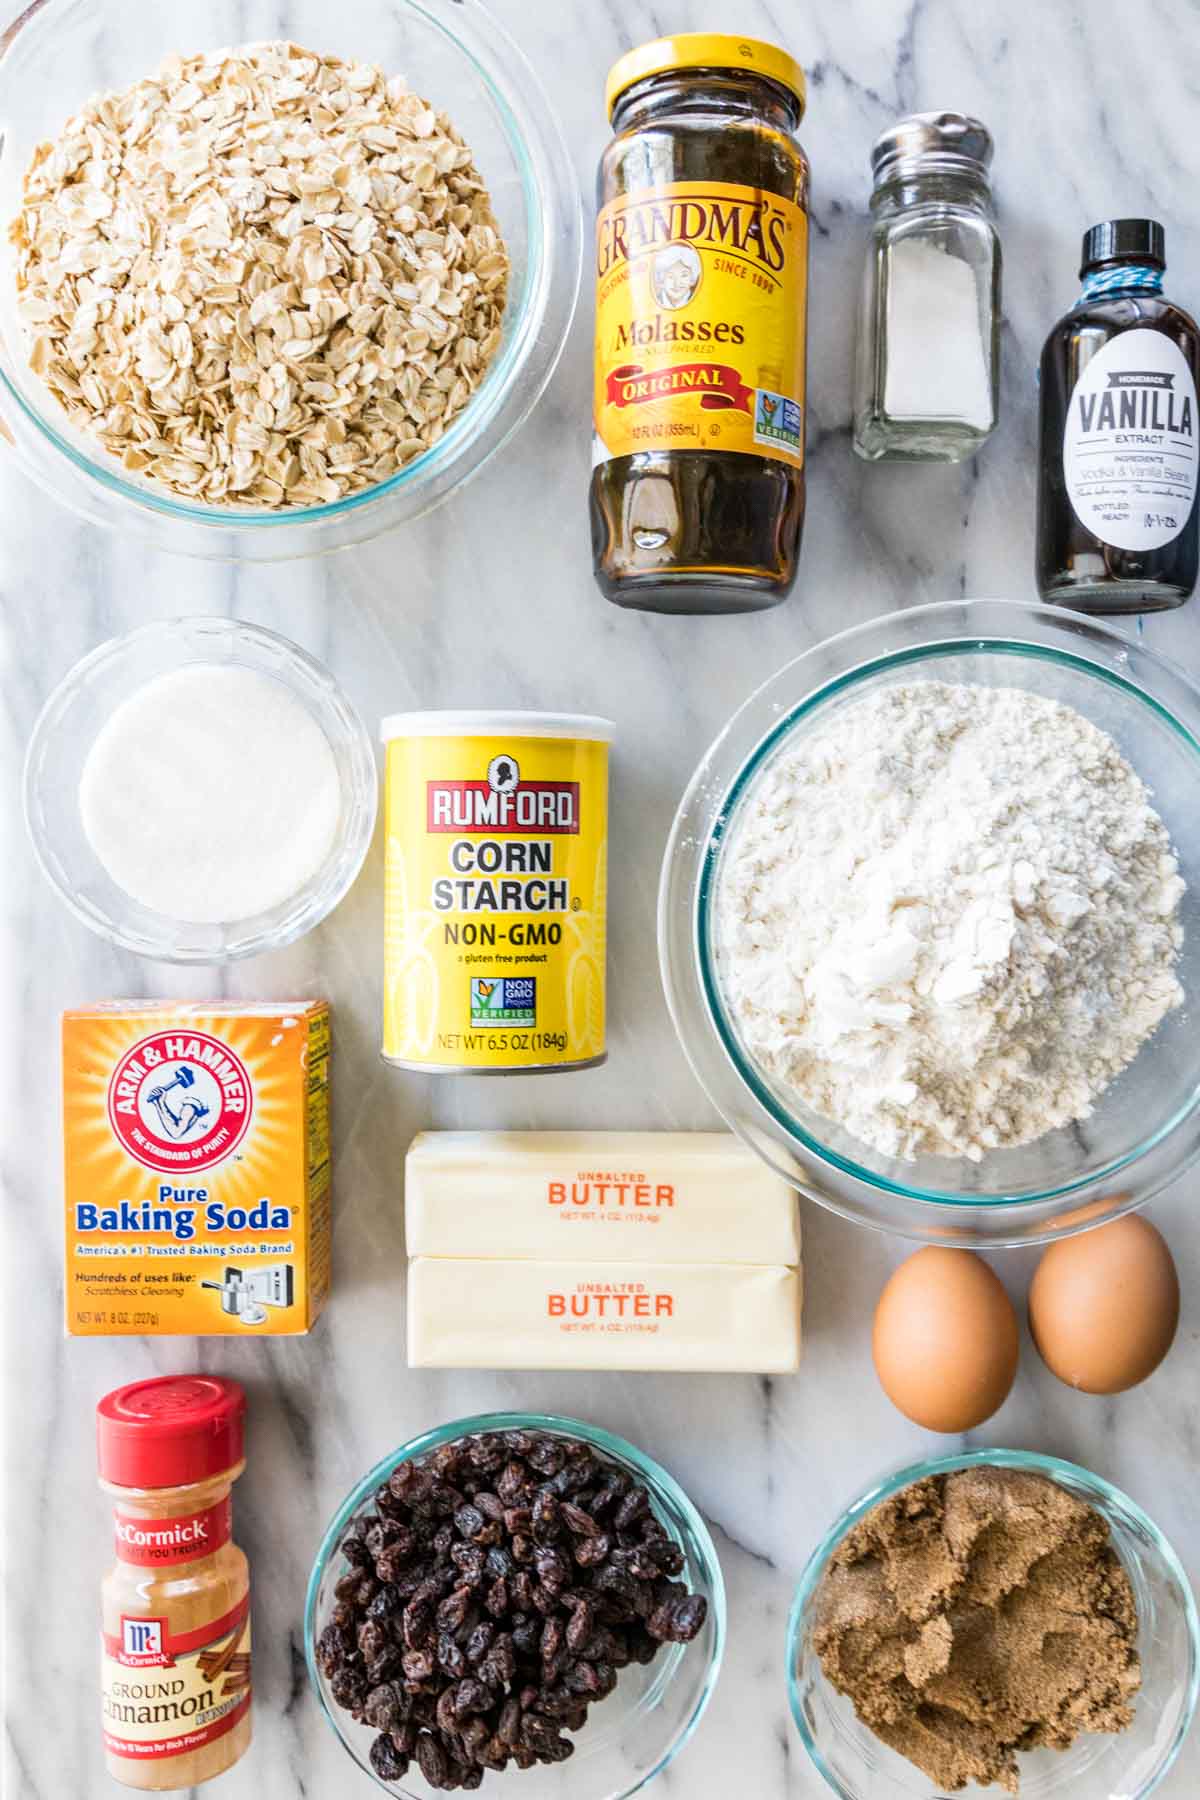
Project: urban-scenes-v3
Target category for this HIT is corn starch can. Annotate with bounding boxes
[382,712,613,1073]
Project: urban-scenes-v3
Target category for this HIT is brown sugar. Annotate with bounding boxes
[813,1467,1140,1793]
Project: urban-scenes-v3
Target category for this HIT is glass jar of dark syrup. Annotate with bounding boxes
[590,35,810,614]
[1037,219,1200,614]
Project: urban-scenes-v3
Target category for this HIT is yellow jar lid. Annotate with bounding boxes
[605,33,806,119]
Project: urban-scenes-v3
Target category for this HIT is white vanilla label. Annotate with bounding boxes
[1063,328,1199,551]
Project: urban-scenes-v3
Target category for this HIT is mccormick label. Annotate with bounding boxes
[102,1597,250,1763]
[384,730,609,1071]
[1063,328,1199,551]
[593,179,808,466]
[114,1498,232,1567]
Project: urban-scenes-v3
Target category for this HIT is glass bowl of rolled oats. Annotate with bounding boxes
[0,0,580,557]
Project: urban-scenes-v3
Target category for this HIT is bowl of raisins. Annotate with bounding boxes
[305,1413,725,1796]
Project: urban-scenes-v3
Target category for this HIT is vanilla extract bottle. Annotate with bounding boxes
[1037,220,1200,613]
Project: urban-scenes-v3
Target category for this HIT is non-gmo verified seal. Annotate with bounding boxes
[470,977,536,1028]
[107,1029,252,1175]
[753,388,803,454]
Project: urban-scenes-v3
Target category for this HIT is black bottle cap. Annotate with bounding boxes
[1080,218,1165,276]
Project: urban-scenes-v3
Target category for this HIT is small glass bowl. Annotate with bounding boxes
[659,599,1200,1246]
[0,0,580,559]
[305,1412,726,1799]
[787,1448,1200,1800]
[24,616,377,961]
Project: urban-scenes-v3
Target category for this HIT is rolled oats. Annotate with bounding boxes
[10,40,510,508]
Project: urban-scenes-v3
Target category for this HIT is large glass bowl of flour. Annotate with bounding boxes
[659,599,1200,1245]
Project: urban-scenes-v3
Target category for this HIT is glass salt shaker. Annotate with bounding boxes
[853,112,1001,461]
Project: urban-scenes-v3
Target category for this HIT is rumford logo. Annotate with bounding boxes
[426,753,580,834]
[597,191,790,279]
[107,1030,253,1176]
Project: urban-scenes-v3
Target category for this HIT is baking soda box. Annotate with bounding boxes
[62,1002,331,1336]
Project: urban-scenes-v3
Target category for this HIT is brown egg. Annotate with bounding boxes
[872,1248,1019,1432]
[1029,1214,1180,1394]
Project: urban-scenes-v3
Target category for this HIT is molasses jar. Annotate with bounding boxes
[590,35,810,614]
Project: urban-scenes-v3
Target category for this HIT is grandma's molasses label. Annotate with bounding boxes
[593,179,807,465]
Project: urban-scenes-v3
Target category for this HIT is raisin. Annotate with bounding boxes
[485,1576,509,1618]
[454,1677,492,1718]
[315,1622,347,1677]
[531,1490,560,1541]
[401,1647,435,1682]
[454,1503,485,1542]
[561,1500,602,1537]
[436,1632,466,1680]
[564,1658,602,1697]
[497,1461,530,1505]
[664,1594,708,1642]
[566,1597,595,1653]
[574,1533,611,1568]
[497,1695,522,1745]
[467,1434,505,1473]
[534,1545,570,1592]
[369,1732,410,1781]
[528,1437,565,1477]
[417,1730,449,1789]
[364,1682,406,1730]
[436,1587,471,1634]
[615,1488,650,1532]
[450,1543,485,1585]
[402,1598,433,1649]
[330,1665,367,1709]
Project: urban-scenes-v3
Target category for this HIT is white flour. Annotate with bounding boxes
[715,681,1185,1161]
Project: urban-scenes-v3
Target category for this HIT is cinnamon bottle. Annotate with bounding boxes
[98,1376,252,1789]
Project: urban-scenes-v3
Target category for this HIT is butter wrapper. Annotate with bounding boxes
[405,1131,799,1266]
[408,1257,802,1373]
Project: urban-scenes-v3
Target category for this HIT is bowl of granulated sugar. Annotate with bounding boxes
[25,616,376,962]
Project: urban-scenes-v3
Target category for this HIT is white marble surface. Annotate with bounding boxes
[4,0,1200,1795]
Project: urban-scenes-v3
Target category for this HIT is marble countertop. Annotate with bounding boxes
[4,0,1199,1795]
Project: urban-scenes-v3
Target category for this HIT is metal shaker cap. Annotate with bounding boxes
[870,111,994,186]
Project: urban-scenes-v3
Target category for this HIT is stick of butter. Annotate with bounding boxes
[408,1258,802,1373]
[405,1131,800,1265]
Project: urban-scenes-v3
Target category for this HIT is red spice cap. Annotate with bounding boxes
[97,1376,246,1490]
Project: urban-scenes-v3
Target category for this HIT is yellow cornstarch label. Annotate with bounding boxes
[593,179,808,465]
[384,733,609,1070]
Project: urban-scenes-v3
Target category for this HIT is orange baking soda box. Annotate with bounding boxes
[62,1002,331,1336]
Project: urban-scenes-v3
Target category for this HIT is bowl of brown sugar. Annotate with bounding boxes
[787,1449,1198,1799]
